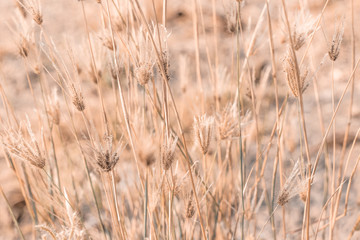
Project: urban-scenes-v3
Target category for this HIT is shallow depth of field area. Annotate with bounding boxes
[1,0,360,239]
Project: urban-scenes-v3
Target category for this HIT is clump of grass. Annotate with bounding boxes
[1,0,360,239]
[2,120,46,169]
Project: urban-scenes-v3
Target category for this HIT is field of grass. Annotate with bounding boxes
[1,0,360,239]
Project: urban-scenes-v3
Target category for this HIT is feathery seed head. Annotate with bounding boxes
[18,36,29,58]
[135,63,153,86]
[93,134,124,172]
[158,50,170,82]
[99,31,115,51]
[70,84,85,112]
[161,132,178,171]
[132,29,155,86]
[20,0,43,25]
[225,2,238,33]
[217,104,241,140]
[283,47,309,97]
[328,19,344,61]
[2,121,46,169]
[194,114,214,155]
[185,190,195,218]
[288,13,315,51]
[277,160,309,206]
[16,0,27,18]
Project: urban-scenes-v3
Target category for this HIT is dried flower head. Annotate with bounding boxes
[158,50,170,82]
[113,16,125,33]
[194,114,214,155]
[217,103,240,140]
[225,2,238,33]
[70,84,85,112]
[164,174,183,198]
[1,119,46,169]
[18,36,29,58]
[19,0,43,25]
[132,29,155,86]
[149,24,170,81]
[161,132,178,171]
[89,64,102,84]
[99,30,115,51]
[283,47,309,97]
[291,13,315,51]
[299,190,307,202]
[277,160,309,206]
[92,134,124,172]
[135,62,153,86]
[185,190,195,218]
[9,12,34,58]
[328,19,344,61]
[36,189,86,239]
[15,0,27,18]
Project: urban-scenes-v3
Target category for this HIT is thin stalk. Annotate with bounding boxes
[337,0,356,195]
[329,60,336,240]
[265,1,282,237]
[111,170,124,239]
[0,186,25,240]
[144,171,148,238]
[23,164,39,225]
[236,2,245,239]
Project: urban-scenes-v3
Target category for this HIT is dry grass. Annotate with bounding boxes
[1,0,360,239]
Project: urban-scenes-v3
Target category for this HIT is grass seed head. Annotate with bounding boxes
[328,19,344,61]
[93,134,124,172]
[226,2,238,33]
[71,84,85,112]
[161,133,178,171]
[16,0,27,18]
[283,47,309,97]
[290,13,315,51]
[277,160,309,206]
[217,103,240,140]
[194,114,214,155]
[18,36,29,58]
[20,0,43,25]
[159,50,170,82]
[1,122,46,169]
[135,63,153,86]
[185,190,195,219]
[99,31,115,51]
